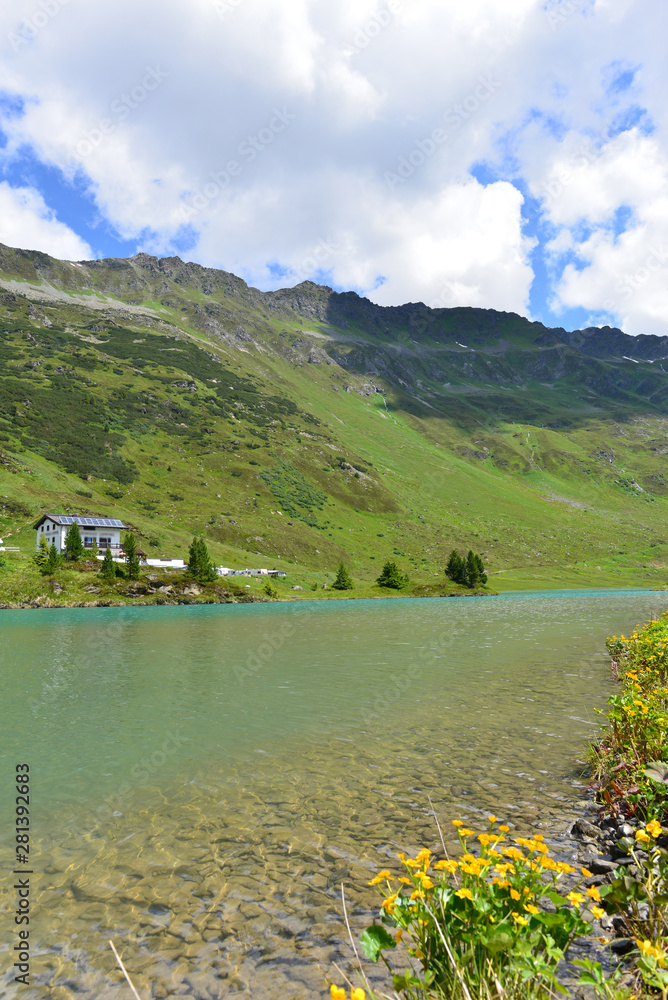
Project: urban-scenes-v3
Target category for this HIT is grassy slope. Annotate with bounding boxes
[1,244,668,596]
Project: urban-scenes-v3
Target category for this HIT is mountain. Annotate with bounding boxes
[1,241,667,591]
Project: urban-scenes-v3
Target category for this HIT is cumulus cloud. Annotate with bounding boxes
[0,0,664,332]
[0,182,91,259]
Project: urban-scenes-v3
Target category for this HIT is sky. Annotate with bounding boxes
[0,0,666,336]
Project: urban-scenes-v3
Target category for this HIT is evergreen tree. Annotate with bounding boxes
[100,545,116,582]
[332,561,354,590]
[445,548,487,588]
[89,538,99,560]
[445,549,466,585]
[34,535,49,567]
[44,541,61,575]
[123,532,141,581]
[376,560,408,589]
[188,536,216,583]
[64,521,85,561]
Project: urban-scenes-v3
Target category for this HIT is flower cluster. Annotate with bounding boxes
[359,816,596,999]
[598,615,668,817]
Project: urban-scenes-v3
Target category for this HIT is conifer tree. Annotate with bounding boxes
[188,536,216,583]
[34,535,49,567]
[445,549,466,584]
[332,562,354,590]
[376,560,408,589]
[64,521,85,561]
[123,532,141,581]
[44,541,61,575]
[89,538,99,560]
[101,545,116,582]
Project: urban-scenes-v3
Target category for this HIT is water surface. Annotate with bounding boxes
[1,590,665,999]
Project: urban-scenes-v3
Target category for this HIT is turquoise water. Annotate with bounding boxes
[0,590,666,999]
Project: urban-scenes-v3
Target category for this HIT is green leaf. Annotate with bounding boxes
[644,762,668,784]
[360,924,397,963]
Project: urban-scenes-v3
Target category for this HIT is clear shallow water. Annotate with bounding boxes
[1,590,666,999]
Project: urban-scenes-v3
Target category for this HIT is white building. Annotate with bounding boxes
[33,514,129,555]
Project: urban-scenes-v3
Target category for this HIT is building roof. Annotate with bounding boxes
[33,514,129,530]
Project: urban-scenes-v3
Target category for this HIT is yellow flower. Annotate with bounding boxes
[421,877,434,890]
[331,986,346,1000]
[524,904,539,915]
[586,886,602,902]
[434,859,458,874]
[647,820,662,839]
[499,825,510,832]
[581,867,593,877]
[351,989,365,1000]
[635,830,651,844]
[567,892,585,907]
[510,889,521,901]
[395,929,403,943]
[455,888,473,900]
[368,870,393,885]
[512,913,528,926]
[415,848,432,868]
[637,939,654,956]
[488,815,498,823]
[459,828,476,837]
[382,893,399,914]
[451,820,464,827]
[591,906,605,920]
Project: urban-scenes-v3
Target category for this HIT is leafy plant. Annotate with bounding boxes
[339,818,598,1000]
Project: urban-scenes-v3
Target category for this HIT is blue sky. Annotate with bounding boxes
[0,0,665,336]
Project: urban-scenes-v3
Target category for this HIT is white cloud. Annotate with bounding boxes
[0,182,91,259]
[0,0,665,332]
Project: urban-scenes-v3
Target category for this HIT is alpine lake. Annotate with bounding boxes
[1,589,667,1000]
